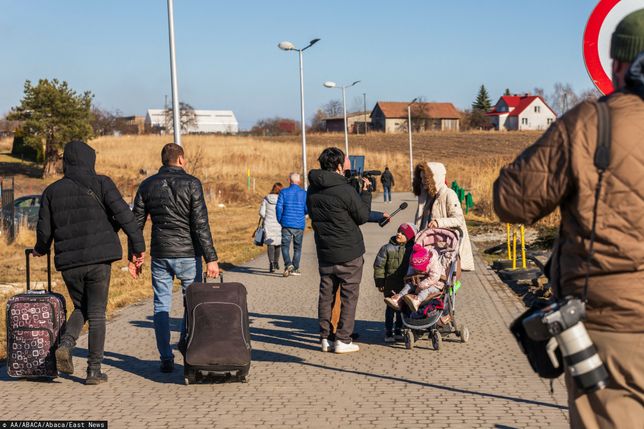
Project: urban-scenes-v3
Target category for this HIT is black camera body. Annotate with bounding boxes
[523,297,585,340]
[345,169,381,194]
[521,297,609,393]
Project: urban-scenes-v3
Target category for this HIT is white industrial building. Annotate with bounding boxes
[145,109,239,134]
[486,95,556,131]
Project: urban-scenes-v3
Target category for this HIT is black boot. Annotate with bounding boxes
[85,367,108,385]
[55,337,75,375]
[273,261,280,271]
[160,358,175,373]
[269,263,275,273]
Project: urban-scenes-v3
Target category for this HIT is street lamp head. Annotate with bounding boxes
[309,38,321,46]
[350,80,361,87]
[323,81,337,88]
[278,41,296,51]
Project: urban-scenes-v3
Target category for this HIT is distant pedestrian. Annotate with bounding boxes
[373,222,416,343]
[413,162,474,271]
[307,147,372,354]
[260,182,284,273]
[129,143,220,374]
[380,166,394,203]
[276,172,307,277]
[34,140,146,385]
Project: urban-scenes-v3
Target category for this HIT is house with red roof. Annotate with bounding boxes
[370,101,461,133]
[486,94,556,131]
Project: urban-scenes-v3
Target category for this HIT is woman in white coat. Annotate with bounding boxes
[260,182,284,273]
[413,162,475,271]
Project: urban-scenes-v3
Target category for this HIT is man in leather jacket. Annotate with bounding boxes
[130,143,219,373]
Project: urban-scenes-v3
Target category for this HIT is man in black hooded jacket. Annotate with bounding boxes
[34,140,145,385]
[307,147,372,354]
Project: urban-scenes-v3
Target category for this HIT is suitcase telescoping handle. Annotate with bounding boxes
[25,248,52,292]
[203,272,224,284]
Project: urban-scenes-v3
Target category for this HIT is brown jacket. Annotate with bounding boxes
[493,92,644,333]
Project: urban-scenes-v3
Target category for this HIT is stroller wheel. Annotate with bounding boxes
[184,367,197,385]
[404,331,414,350]
[431,330,442,351]
[460,326,470,343]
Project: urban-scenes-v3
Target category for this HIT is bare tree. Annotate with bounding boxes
[164,102,198,133]
[578,87,602,101]
[549,83,579,116]
[322,100,343,117]
[310,109,326,132]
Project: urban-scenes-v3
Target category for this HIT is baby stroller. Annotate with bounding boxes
[401,227,470,350]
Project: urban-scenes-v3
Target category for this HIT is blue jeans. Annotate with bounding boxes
[151,257,202,361]
[281,227,303,270]
[383,186,392,202]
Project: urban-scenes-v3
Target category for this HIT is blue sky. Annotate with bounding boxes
[1,0,601,130]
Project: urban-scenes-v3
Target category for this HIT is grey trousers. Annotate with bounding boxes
[318,256,364,343]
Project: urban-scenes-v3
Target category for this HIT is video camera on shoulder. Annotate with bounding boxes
[345,155,381,194]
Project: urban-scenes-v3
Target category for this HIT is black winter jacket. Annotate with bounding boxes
[131,166,217,262]
[306,169,371,265]
[380,170,394,187]
[35,141,145,271]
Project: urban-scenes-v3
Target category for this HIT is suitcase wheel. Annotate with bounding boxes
[240,374,249,383]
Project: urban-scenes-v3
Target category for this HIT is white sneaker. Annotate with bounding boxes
[321,338,334,352]
[334,340,359,354]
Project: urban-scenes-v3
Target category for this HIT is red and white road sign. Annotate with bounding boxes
[583,0,644,95]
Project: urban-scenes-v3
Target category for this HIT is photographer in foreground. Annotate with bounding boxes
[493,10,644,428]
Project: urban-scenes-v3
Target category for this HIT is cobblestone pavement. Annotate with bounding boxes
[1,193,569,428]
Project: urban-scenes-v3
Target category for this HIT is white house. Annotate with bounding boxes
[486,95,556,131]
[145,109,239,134]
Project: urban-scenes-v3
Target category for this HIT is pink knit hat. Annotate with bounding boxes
[410,244,431,272]
[397,223,417,241]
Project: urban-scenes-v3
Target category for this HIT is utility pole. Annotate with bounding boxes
[167,0,182,146]
[363,92,367,135]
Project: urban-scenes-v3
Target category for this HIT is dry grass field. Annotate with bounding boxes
[0,130,547,359]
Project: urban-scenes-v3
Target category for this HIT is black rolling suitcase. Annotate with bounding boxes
[6,249,66,379]
[183,274,251,384]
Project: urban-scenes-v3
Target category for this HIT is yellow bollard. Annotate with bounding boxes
[507,223,512,261]
[520,225,527,269]
[512,227,518,270]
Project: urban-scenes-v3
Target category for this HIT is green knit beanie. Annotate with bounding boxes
[611,8,644,62]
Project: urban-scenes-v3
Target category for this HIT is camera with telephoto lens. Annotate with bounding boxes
[522,297,609,393]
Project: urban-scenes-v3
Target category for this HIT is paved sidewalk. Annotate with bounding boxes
[1,193,568,429]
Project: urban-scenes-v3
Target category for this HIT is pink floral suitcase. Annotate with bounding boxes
[6,249,66,379]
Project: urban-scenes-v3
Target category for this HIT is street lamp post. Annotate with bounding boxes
[407,97,419,191]
[167,0,182,146]
[323,80,360,157]
[278,38,320,189]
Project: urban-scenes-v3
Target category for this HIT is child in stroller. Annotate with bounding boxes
[384,244,444,313]
[395,227,470,350]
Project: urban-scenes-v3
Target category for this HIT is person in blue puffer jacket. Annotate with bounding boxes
[276,172,308,277]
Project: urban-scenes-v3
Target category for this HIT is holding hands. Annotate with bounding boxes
[128,252,146,279]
